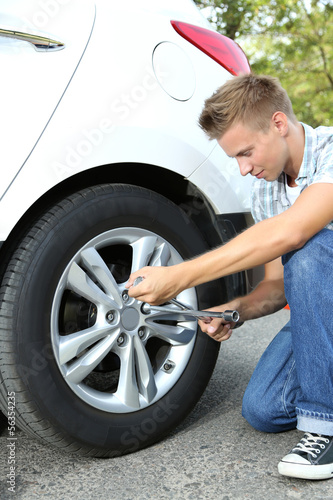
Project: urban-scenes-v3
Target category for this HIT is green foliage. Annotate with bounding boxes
[194,0,333,127]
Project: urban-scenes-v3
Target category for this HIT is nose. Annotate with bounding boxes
[237,158,253,177]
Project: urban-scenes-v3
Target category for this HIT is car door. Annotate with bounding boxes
[0,0,95,199]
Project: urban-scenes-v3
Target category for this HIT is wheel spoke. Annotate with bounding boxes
[146,317,196,345]
[130,236,157,274]
[58,324,118,365]
[80,248,123,307]
[65,333,118,384]
[133,336,157,403]
[116,337,140,408]
[149,242,171,267]
[67,261,117,308]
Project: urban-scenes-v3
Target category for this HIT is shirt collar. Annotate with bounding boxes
[272,123,314,203]
[295,122,316,184]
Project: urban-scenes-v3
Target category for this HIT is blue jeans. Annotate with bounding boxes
[242,229,333,435]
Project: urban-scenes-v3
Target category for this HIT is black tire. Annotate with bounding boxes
[0,184,220,457]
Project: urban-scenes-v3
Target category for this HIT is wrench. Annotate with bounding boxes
[142,303,239,322]
[132,276,240,323]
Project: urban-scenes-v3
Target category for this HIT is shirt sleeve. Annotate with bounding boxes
[251,179,265,224]
[312,133,333,185]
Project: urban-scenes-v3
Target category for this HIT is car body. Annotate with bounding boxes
[0,0,258,457]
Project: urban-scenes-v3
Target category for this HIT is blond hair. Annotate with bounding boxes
[199,74,297,140]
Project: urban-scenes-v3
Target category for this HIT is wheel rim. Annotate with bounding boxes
[51,227,198,413]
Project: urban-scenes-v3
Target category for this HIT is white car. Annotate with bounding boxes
[0,0,255,457]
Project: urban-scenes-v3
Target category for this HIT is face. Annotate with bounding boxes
[218,120,290,182]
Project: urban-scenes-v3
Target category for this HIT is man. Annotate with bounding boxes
[126,74,333,480]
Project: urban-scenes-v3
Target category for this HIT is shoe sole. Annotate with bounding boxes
[278,461,333,480]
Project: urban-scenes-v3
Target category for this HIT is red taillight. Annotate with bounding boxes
[171,20,250,76]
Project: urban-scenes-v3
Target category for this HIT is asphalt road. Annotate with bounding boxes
[1,309,332,499]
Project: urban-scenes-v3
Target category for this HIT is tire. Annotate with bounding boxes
[0,184,220,457]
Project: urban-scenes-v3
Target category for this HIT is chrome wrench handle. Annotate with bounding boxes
[142,304,240,323]
[169,299,239,322]
[132,276,240,323]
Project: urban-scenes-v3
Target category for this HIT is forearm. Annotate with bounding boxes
[178,216,297,290]
[198,268,286,341]
[231,278,287,323]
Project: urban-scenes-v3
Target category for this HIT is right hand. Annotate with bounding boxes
[126,265,185,305]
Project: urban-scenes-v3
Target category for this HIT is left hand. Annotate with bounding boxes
[198,305,238,342]
[199,318,233,342]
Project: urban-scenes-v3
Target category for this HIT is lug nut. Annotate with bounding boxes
[138,327,145,339]
[117,334,125,346]
[106,311,114,323]
[122,290,129,302]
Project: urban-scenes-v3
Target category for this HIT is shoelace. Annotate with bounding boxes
[293,432,330,459]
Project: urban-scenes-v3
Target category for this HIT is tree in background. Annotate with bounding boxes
[194,0,333,126]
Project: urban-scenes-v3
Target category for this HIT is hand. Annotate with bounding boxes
[198,306,238,343]
[126,266,184,305]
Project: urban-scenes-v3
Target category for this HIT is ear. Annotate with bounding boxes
[271,112,288,136]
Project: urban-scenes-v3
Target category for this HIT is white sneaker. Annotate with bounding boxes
[278,432,333,480]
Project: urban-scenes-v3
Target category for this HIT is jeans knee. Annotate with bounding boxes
[283,229,333,280]
[242,387,297,433]
[242,390,274,432]
[283,242,313,282]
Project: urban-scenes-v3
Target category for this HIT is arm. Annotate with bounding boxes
[127,183,333,304]
[199,258,286,342]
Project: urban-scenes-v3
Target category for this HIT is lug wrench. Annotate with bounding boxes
[132,276,240,323]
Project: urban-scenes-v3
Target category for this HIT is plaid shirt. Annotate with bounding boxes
[251,123,333,231]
